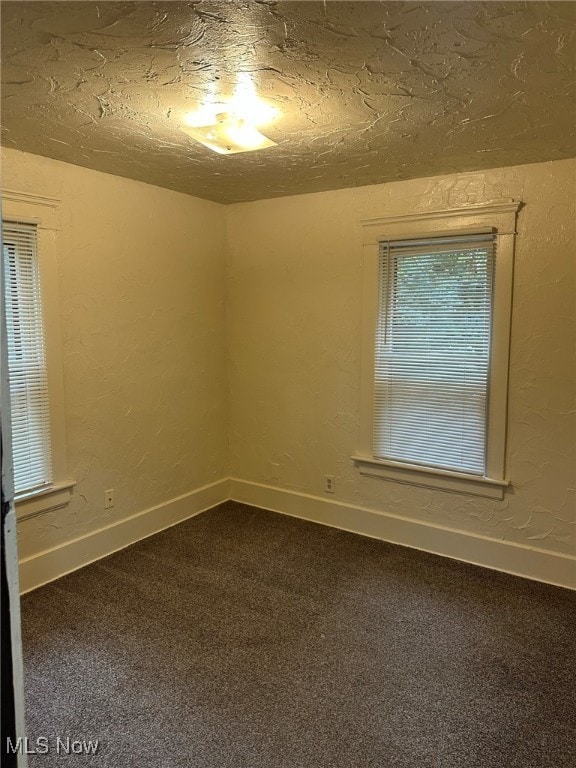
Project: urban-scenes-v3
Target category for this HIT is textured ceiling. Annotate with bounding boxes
[1,1,575,204]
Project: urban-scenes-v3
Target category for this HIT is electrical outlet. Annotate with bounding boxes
[324,475,335,494]
[104,489,114,509]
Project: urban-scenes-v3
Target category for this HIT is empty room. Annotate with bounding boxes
[1,1,575,766]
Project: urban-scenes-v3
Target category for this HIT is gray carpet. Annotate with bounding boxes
[21,501,576,767]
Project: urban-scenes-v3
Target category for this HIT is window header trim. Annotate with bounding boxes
[361,201,522,245]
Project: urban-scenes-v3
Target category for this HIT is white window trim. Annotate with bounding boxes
[355,200,522,500]
[2,189,74,520]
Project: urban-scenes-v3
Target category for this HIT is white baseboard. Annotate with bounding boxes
[19,478,230,594]
[20,476,575,593]
[229,478,576,590]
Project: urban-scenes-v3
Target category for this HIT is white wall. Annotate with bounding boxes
[3,148,574,587]
[2,147,229,562]
[226,159,575,561]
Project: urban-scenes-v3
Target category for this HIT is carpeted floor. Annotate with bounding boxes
[21,501,576,767]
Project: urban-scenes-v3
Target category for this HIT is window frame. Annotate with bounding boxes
[2,190,74,519]
[354,201,521,500]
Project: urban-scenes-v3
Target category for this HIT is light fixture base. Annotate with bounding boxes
[181,115,277,155]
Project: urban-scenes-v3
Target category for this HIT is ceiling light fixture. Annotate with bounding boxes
[181,73,279,155]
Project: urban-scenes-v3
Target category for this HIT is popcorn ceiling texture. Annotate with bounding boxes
[2,148,229,560]
[1,1,575,204]
[226,159,576,557]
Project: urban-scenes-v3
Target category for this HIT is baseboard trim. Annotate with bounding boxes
[229,478,576,590]
[19,478,230,594]
[20,476,575,593]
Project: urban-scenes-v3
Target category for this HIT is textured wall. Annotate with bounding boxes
[2,147,228,559]
[4,148,574,563]
[226,159,576,556]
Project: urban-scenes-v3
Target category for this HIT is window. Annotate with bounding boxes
[2,190,73,518]
[355,202,521,499]
[3,221,52,494]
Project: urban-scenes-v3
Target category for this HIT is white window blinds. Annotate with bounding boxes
[374,233,495,475]
[2,221,53,494]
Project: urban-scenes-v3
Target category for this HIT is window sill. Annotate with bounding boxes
[352,455,508,500]
[15,481,76,521]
